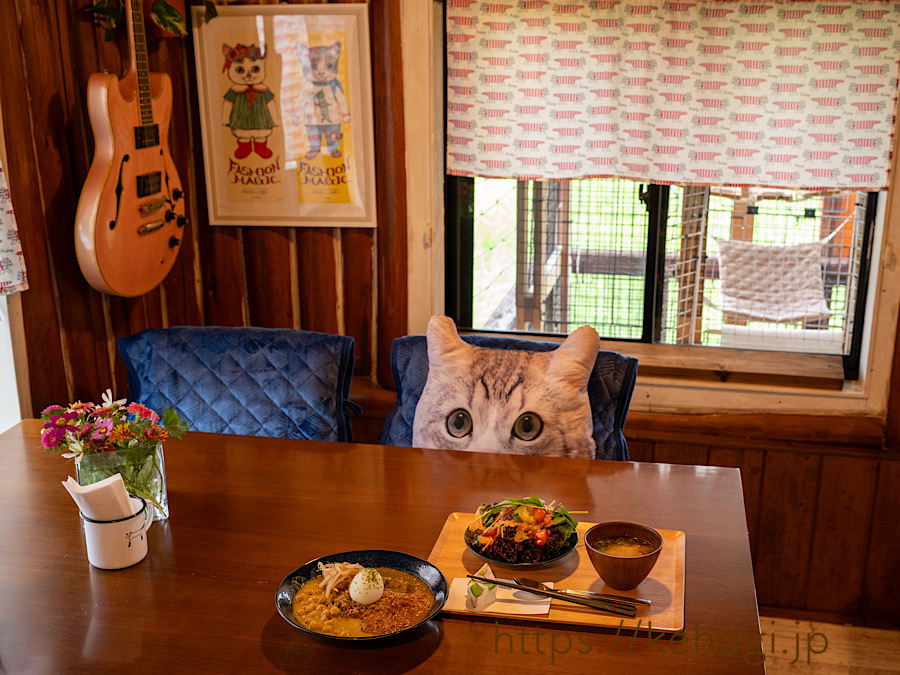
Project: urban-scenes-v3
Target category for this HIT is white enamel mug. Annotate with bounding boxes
[80,496,152,569]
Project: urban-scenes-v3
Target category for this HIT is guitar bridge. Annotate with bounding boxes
[139,198,167,216]
[137,220,165,236]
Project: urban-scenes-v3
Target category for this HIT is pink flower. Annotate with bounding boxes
[41,427,66,450]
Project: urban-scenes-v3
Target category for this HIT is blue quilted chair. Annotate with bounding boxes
[118,326,358,442]
[380,334,638,460]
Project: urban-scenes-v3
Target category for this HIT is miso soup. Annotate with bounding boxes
[595,535,655,557]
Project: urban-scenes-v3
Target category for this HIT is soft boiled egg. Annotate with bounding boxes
[349,568,384,605]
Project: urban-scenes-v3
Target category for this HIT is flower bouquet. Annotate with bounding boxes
[41,389,188,520]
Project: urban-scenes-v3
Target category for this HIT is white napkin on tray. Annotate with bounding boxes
[62,474,135,521]
[446,578,553,615]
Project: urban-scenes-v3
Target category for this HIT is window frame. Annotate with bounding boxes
[400,0,900,419]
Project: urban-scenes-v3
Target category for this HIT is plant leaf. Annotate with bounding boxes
[150,0,187,36]
[163,409,189,439]
[204,1,217,24]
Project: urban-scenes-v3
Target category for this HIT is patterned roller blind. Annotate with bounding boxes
[445,0,900,189]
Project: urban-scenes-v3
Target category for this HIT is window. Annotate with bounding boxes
[446,177,877,379]
[440,0,894,383]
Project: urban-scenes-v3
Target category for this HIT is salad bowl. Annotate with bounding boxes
[464,529,579,570]
[463,496,581,570]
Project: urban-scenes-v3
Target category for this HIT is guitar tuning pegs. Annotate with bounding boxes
[172,188,183,201]
[165,211,176,222]
[169,236,181,248]
[177,215,187,227]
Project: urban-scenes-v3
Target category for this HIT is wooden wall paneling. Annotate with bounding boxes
[755,451,822,609]
[862,460,900,625]
[0,1,69,415]
[708,447,765,564]
[243,227,295,328]
[652,441,710,466]
[341,229,374,376]
[200,226,246,326]
[296,228,340,334]
[625,439,654,462]
[156,36,202,328]
[17,0,111,406]
[805,455,878,615]
[369,0,408,388]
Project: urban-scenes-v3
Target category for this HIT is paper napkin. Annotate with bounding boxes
[62,474,135,521]
[447,578,553,615]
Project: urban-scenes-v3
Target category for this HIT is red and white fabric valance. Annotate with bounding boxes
[445,0,900,190]
[0,163,27,296]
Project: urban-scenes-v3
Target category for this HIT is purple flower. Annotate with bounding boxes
[42,405,66,416]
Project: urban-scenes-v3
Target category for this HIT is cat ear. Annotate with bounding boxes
[426,315,473,372]
[330,41,342,58]
[547,325,600,390]
[223,44,232,57]
[296,43,309,60]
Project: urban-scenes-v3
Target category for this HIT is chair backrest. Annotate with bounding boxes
[118,326,356,442]
[380,333,638,460]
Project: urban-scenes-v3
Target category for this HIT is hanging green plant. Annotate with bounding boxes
[84,0,187,41]
[149,0,187,36]
[84,0,123,42]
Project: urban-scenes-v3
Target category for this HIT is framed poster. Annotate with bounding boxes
[192,4,376,227]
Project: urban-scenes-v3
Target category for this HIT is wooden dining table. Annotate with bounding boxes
[0,419,763,673]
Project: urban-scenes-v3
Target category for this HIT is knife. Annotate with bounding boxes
[467,575,637,618]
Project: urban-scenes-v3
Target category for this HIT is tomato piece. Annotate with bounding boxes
[483,527,498,539]
[532,508,546,523]
[534,529,549,546]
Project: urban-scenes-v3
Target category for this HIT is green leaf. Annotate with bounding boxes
[204,1,217,24]
[150,0,187,36]
[163,408,189,439]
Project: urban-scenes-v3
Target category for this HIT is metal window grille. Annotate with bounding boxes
[467,177,875,364]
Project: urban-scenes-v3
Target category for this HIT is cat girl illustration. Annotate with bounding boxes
[221,43,280,160]
[294,42,351,160]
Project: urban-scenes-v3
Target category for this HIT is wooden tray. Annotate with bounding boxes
[427,513,685,632]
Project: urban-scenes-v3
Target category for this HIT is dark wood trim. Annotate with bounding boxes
[369,0,408,388]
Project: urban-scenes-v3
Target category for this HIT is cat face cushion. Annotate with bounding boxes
[411,316,601,458]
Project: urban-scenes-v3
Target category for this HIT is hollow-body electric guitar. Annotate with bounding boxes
[75,0,186,297]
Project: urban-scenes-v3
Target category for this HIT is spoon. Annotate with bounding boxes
[513,577,651,607]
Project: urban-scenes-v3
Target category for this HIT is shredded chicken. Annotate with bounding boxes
[317,561,363,599]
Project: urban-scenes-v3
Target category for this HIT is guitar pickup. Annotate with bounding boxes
[139,198,167,217]
[137,220,165,236]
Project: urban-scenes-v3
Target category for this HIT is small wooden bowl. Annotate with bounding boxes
[584,522,663,590]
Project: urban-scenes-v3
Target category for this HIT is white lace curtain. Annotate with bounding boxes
[445,0,900,190]
[0,161,27,295]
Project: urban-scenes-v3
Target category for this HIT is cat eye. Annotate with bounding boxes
[251,65,261,73]
[446,409,473,438]
[326,61,335,69]
[234,66,245,74]
[512,413,543,441]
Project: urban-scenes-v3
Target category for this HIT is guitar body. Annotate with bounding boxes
[75,71,186,296]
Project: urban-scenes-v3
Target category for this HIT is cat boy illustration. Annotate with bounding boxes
[294,42,350,160]
[221,43,280,160]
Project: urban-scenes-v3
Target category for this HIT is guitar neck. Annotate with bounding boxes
[125,0,158,146]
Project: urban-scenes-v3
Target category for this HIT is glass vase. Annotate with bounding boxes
[76,443,169,521]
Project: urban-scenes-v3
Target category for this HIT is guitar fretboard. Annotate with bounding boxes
[129,0,154,127]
